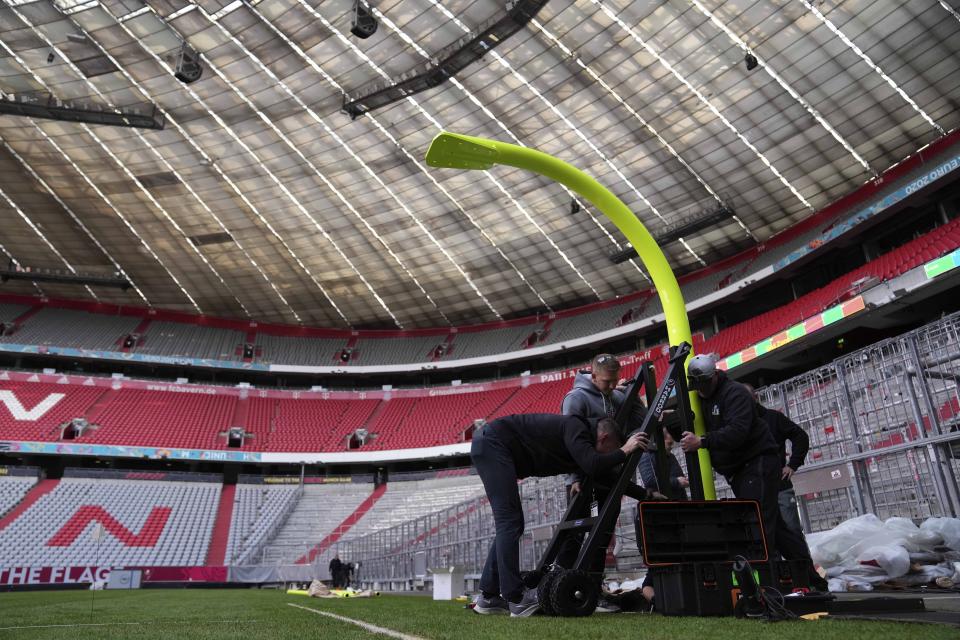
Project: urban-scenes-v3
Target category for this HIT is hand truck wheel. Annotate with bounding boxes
[520,569,543,590]
[549,569,599,617]
[537,568,562,616]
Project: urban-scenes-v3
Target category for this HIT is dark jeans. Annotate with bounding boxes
[728,456,824,588]
[778,488,804,536]
[727,453,784,556]
[471,426,525,601]
[556,484,618,584]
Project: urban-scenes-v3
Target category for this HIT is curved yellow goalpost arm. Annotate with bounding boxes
[425,131,716,499]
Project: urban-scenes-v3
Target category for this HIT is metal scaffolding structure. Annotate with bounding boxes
[338,313,960,588]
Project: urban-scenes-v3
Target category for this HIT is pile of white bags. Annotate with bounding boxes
[806,514,960,592]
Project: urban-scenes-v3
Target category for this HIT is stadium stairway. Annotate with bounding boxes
[359,399,389,434]
[231,398,249,431]
[8,305,42,332]
[0,478,58,532]
[295,483,387,564]
[431,332,455,361]
[120,318,152,352]
[205,483,236,566]
[83,388,120,424]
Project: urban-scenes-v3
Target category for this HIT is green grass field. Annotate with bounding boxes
[0,589,955,640]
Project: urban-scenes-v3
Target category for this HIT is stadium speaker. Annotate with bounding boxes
[744,53,758,71]
[228,426,244,448]
[350,0,378,39]
[175,44,203,84]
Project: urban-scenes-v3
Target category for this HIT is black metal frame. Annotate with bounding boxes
[0,92,164,130]
[532,342,701,577]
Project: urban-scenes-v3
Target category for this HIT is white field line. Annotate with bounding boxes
[287,602,427,640]
[0,622,144,630]
[0,619,261,630]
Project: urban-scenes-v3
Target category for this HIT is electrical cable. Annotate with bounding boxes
[732,555,798,622]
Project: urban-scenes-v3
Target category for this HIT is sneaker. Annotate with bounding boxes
[595,596,621,614]
[473,594,509,615]
[508,589,539,617]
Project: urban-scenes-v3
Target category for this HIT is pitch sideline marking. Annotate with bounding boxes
[0,619,261,631]
[0,622,145,630]
[287,602,427,640]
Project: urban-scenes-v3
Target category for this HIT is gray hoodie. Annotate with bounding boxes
[561,372,645,485]
[561,371,626,421]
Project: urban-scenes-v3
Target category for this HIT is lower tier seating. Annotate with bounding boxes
[0,478,220,567]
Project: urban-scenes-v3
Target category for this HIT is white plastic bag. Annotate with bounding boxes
[920,517,960,550]
[809,514,885,568]
[884,517,940,549]
[856,545,910,578]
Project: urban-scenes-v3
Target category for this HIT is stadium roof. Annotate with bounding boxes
[0,0,957,329]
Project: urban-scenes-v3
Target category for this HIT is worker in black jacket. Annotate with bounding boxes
[328,554,343,588]
[741,384,809,529]
[679,355,783,552]
[743,384,828,591]
[470,413,651,617]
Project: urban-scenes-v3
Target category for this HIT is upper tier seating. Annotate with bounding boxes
[257,334,348,366]
[0,478,219,567]
[2,215,956,367]
[445,326,532,360]
[541,296,652,346]
[0,381,104,442]
[263,398,381,451]
[0,303,30,324]
[489,378,575,417]
[82,389,237,449]
[365,388,517,450]
[134,321,245,361]
[700,217,960,359]
[0,308,140,350]
[354,335,445,365]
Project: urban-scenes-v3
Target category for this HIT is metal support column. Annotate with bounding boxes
[907,335,960,516]
[836,362,871,515]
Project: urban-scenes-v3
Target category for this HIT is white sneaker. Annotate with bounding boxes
[508,589,539,617]
[473,594,509,615]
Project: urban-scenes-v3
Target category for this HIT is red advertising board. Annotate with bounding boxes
[0,566,110,585]
[0,565,229,586]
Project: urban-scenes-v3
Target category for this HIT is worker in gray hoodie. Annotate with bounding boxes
[561,354,632,421]
[558,353,645,611]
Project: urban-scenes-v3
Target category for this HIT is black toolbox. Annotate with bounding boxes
[650,563,733,616]
[636,500,769,566]
[637,501,812,616]
[650,559,817,616]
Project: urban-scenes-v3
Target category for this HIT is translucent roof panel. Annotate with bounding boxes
[0,0,956,328]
